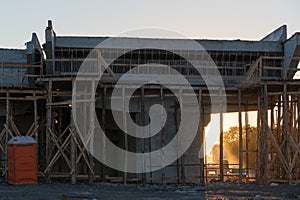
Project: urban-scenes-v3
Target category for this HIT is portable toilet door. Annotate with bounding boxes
[8,136,37,184]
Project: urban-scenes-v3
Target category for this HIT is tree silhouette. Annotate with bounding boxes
[223,126,257,168]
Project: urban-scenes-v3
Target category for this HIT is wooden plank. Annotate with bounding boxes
[141,86,146,185]
[198,88,204,184]
[160,86,166,185]
[244,102,249,182]
[267,122,289,172]
[219,89,224,182]
[49,128,72,169]
[4,92,9,181]
[70,79,76,184]
[97,50,116,79]
[101,86,106,182]
[46,80,52,183]
[174,99,179,184]
[244,57,261,81]
[0,129,6,152]
[179,88,185,184]
[88,79,95,185]
[69,129,95,176]
[262,83,269,184]
[283,82,291,183]
[44,130,72,174]
[238,89,243,183]
[9,119,21,136]
[122,86,128,184]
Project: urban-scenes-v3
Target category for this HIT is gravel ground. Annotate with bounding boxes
[0,182,300,200]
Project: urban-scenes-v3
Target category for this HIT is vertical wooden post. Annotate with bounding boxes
[4,91,9,181]
[219,113,224,182]
[256,89,261,183]
[141,86,146,185]
[179,88,185,184]
[122,86,128,184]
[70,79,76,184]
[257,83,269,184]
[46,80,52,183]
[34,92,38,140]
[245,102,249,182]
[276,97,281,179]
[259,82,269,184]
[174,99,180,184]
[160,86,166,185]
[33,92,38,169]
[198,88,204,184]
[297,91,300,180]
[238,89,243,183]
[101,85,106,182]
[219,90,224,182]
[88,79,95,185]
[270,106,274,179]
[283,81,291,183]
[297,90,300,147]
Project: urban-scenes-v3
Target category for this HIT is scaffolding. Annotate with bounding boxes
[1,46,300,185]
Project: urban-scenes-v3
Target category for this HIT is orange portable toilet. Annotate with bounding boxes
[8,136,37,184]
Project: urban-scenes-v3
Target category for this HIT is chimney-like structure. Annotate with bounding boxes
[44,20,56,74]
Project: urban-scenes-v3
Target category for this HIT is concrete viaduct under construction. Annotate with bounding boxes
[0,21,300,185]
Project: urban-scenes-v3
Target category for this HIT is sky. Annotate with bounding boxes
[0,1,298,132]
[0,0,299,48]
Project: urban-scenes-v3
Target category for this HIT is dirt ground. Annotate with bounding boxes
[0,182,300,200]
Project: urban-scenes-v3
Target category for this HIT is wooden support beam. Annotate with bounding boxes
[198,88,204,184]
[44,128,72,174]
[256,88,261,183]
[298,90,300,147]
[69,128,95,177]
[141,86,146,186]
[257,82,269,184]
[179,88,185,184]
[71,80,76,184]
[122,86,128,184]
[263,82,269,184]
[9,119,21,136]
[174,99,180,184]
[46,80,52,183]
[283,82,291,183]
[160,86,166,185]
[97,50,116,80]
[238,89,243,183]
[245,102,249,182]
[4,92,9,181]
[88,79,95,185]
[33,92,38,166]
[101,86,106,182]
[219,90,224,182]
